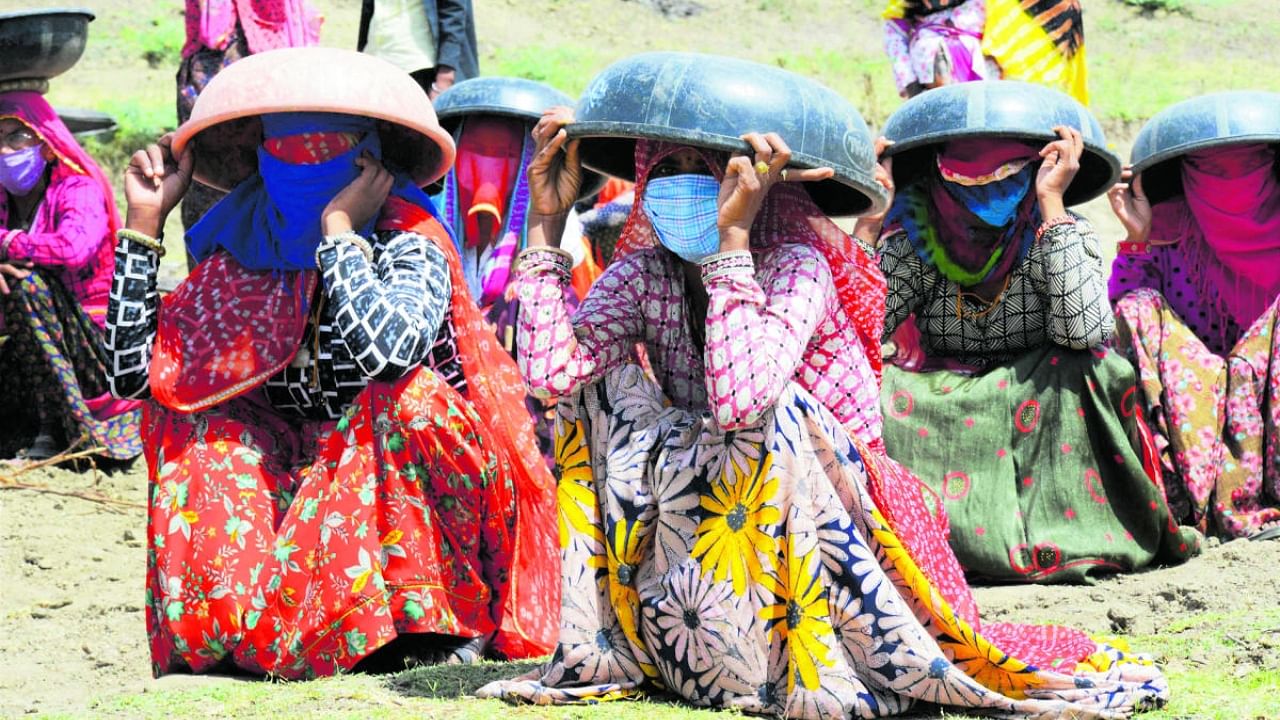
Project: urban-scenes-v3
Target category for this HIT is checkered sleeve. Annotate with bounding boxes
[514,247,645,399]
[104,236,160,399]
[318,229,448,382]
[2,175,109,272]
[877,229,929,341]
[1038,215,1114,349]
[702,246,828,429]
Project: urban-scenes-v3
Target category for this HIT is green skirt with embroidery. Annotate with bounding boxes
[881,346,1199,583]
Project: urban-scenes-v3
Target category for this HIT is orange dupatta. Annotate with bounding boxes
[378,196,560,658]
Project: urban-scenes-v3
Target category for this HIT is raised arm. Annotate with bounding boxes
[106,132,194,399]
[1038,216,1114,349]
[701,245,829,428]
[104,236,161,399]
[1108,250,1165,304]
[319,229,450,381]
[2,175,109,269]
[514,247,644,398]
[877,229,928,340]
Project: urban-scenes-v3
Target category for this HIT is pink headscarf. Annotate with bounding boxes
[0,91,119,236]
[183,0,321,58]
[615,140,888,382]
[1150,144,1280,332]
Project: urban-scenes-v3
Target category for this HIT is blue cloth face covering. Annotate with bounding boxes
[940,165,1035,228]
[642,174,722,264]
[0,145,48,196]
[186,112,451,271]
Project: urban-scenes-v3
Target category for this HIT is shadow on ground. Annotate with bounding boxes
[387,660,544,699]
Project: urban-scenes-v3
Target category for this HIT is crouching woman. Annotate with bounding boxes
[106,48,557,678]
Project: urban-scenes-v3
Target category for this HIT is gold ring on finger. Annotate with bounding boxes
[779,168,788,182]
[754,161,769,175]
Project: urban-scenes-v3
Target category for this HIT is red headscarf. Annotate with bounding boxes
[0,91,120,236]
[1150,144,1280,333]
[614,140,888,381]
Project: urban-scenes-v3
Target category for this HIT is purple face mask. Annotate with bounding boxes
[0,145,48,196]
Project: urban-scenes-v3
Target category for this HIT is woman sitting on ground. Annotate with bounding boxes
[0,91,141,462]
[874,123,1198,583]
[478,105,1169,718]
[1110,140,1280,540]
[106,48,556,678]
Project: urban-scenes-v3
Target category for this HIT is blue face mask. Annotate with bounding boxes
[0,145,48,196]
[940,164,1035,228]
[642,174,721,263]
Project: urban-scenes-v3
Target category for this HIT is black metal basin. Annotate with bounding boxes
[433,76,604,198]
[881,80,1120,206]
[565,51,885,217]
[55,107,116,141]
[0,9,95,88]
[1131,91,1280,205]
[434,76,573,131]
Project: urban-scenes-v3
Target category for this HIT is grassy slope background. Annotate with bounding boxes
[1,1,1279,718]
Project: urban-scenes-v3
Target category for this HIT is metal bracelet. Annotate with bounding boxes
[116,228,166,257]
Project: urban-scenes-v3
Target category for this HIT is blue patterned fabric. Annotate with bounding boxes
[642,174,722,263]
[186,112,448,271]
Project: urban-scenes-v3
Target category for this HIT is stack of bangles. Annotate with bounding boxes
[1035,214,1077,241]
[117,228,166,257]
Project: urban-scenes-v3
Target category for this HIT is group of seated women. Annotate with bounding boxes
[1,42,1276,719]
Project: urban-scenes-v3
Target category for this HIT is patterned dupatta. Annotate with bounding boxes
[379,195,559,658]
[150,254,315,413]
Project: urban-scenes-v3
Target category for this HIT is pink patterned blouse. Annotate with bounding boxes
[0,174,113,324]
[514,244,884,447]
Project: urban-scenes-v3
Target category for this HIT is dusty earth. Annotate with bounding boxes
[2,457,1279,717]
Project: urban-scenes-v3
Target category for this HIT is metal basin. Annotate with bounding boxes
[565,51,885,217]
[433,76,604,197]
[881,80,1120,206]
[1131,91,1280,204]
[0,9,95,90]
[434,76,574,131]
[55,107,117,141]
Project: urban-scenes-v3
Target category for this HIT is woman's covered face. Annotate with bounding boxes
[642,146,722,264]
[454,115,526,248]
[648,147,713,180]
[0,118,41,154]
[0,118,50,196]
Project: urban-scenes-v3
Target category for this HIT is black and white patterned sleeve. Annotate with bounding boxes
[104,237,160,399]
[877,229,929,341]
[1039,216,1114,349]
[317,230,451,382]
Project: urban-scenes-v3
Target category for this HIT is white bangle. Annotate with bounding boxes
[320,231,374,264]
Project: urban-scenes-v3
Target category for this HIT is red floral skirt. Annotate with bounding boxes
[144,367,546,678]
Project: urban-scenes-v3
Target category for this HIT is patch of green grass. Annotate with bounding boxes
[71,604,1280,720]
[1129,605,1280,719]
[769,49,901,124]
[83,661,732,720]
[114,1,184,70]
[488,45,608,97]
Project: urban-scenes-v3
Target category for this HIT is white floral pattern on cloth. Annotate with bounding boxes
[514,244,883,447]
[476,365,1170,718]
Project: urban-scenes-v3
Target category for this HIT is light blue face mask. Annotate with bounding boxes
[642,174,721,263]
